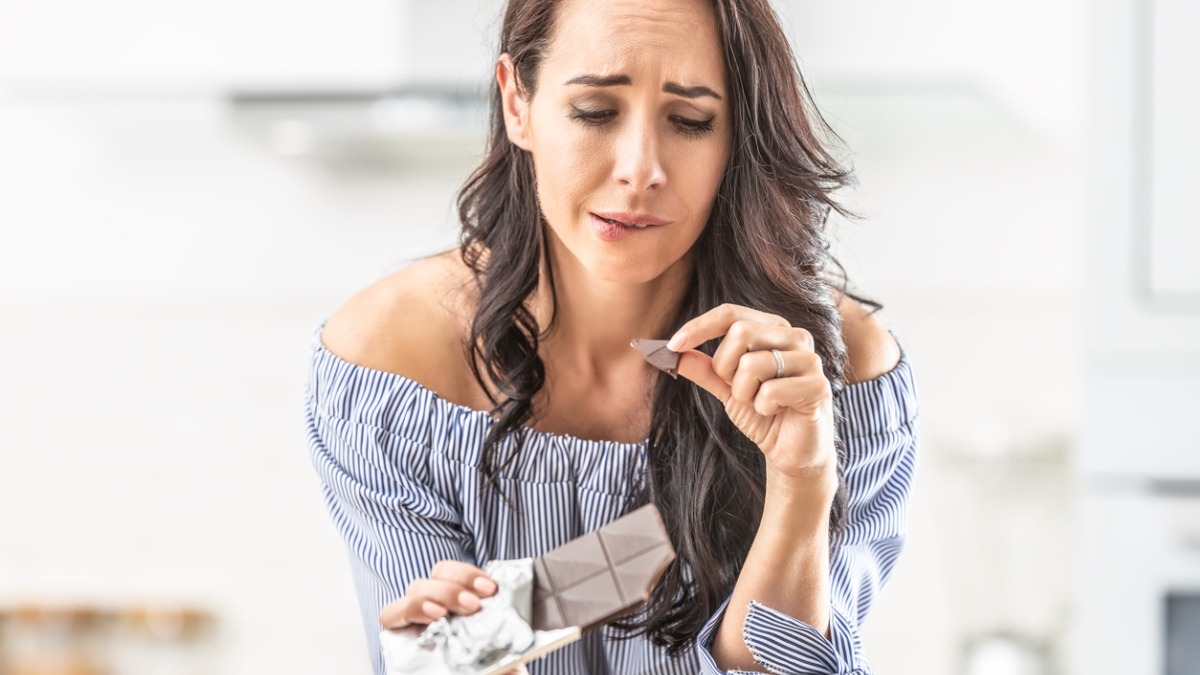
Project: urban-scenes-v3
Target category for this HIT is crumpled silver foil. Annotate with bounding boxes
[381,558,538,675]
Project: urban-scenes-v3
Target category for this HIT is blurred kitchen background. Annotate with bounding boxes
[1,0,1197,673]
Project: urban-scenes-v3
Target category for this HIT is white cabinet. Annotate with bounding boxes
[1080,0,1200,477]
[1085,0,1200,366]
[1146,0,1200,300]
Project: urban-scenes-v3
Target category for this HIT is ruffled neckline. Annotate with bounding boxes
[310,322,912,452]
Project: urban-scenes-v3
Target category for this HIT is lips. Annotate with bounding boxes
[591,211,669,229]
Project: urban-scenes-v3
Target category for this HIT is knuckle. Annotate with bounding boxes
[436,560,472,581]
[736,349,756,370]
[712,347,735,369]
[729,320,752,343]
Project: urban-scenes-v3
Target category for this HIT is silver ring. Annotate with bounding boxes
[771,349,785,379]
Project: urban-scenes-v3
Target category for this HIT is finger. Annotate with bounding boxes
[420,600,449,620]
[731,349,824,400]
[406,578,484,614]
[711,322,803,383]
[753,373,832,418]
[675,349,732,403]
[414,578,484,614]
[728,350,783,403]
[380,593,458,629]
[380,584,478,629]
[667,303,789,353]
[429,560,499,597]
[380,597,446,629]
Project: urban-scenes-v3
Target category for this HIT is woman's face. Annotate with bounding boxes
[500,0,731,285]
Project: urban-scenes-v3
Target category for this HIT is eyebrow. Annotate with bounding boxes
[662,82,722,100]
[564,74,723,100]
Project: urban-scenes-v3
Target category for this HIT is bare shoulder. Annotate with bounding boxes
[320,249,483,406]
[835,292,902,385]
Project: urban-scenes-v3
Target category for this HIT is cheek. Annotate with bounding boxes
[530,117,608,214]
[673,143,728,221]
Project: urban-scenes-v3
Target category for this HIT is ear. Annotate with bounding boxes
[497,54,532,151]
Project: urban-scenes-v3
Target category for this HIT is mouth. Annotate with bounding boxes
[591,212,669,229]
[597,215,651,229]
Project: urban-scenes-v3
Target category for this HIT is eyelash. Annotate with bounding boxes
[568,106,716,137]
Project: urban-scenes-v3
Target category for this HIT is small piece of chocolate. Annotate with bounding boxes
[630,339,681,379]
[530,504,676,633]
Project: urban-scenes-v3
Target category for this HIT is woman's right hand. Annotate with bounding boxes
[379,560,499,629]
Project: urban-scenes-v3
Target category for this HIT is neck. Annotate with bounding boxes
[530,232,693,383]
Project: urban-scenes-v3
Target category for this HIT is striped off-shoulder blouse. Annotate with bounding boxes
[305,323,919,675]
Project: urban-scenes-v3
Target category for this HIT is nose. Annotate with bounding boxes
[612,118,666,192]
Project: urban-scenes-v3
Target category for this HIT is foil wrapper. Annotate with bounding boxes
[380,505,673,674]
[381,559,578,675]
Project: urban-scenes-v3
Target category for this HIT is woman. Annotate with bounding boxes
[306,0,919,672]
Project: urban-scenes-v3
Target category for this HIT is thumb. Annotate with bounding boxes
[675,350,732,403]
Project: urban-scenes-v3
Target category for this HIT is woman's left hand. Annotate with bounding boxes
[668,303,837,492]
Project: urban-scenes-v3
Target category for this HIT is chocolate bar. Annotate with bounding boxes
[631,339,681,378]
[531,504,676,632]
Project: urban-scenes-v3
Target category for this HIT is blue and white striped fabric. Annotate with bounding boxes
[306,323,919,675]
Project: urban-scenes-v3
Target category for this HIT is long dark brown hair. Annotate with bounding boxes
[455,0,880,655]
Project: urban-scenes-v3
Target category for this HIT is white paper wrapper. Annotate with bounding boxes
[381,559,580,675]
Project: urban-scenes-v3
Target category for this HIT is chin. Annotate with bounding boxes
[579,250,681,286]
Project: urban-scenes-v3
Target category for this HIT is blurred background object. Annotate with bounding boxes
[0,0,1195,673]
[0,604,215,675]
[1,605,108,675]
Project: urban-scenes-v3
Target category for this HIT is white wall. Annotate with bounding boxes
[0,1,1089,674]
[1072,0,1200,673]
[821,85,1081,674]
[0,98,470,675]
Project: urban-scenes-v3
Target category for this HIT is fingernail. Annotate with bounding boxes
[473,577,497,595]
[458,590,481,611]
[666,331,687,351]
[422,601,447,618]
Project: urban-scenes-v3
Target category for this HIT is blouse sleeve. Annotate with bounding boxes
[305,353,474,675]
[693,338,920,674]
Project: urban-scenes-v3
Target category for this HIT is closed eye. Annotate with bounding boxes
[570,106,716,138]
[569,106,616,126]
[671,115,715,137]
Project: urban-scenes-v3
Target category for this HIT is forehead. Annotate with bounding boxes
[543,0,725,86]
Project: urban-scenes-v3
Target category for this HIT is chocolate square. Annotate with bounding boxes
[630,339,681,378]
